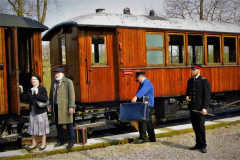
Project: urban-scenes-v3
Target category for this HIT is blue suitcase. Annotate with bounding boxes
[119,102,149,122]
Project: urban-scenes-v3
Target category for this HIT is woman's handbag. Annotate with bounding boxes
[36,100,49,108]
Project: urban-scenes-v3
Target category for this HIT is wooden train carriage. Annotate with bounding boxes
[0,14,48,116]
[42,9,240,119]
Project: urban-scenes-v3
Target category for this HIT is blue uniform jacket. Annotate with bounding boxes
[135,78,154,107]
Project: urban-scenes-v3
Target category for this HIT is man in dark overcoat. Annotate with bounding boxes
[49,67,75,149]
[185,64,211,153]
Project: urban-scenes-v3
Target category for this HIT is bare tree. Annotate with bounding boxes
[0,0,61,24]
[160,0,240,23]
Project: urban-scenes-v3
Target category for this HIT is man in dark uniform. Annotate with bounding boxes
[185,64,211,153]
[131,71,156,144]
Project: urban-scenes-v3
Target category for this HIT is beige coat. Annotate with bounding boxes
[49,77,75,124]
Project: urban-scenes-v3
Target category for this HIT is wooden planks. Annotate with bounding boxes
[0,27,7,114]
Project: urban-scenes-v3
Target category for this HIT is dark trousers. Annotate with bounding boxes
[54,104,75,144]
[138,107,156,141]
[190,110,206,149]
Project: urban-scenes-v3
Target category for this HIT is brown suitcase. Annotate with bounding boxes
[63,127,87,144]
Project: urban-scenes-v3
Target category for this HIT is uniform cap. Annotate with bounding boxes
[191,64,202,70]
[136,71,145,77]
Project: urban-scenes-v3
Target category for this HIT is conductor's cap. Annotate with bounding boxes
[136,71,145,77]
[191,64,202,70]
[54,67,65,73]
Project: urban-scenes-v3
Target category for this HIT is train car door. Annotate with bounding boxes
[86,31,117,102]
[5,27,20,115]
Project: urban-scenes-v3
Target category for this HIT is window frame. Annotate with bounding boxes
[59,35,67,66]
[188,34,204,65]
[168,33,186,66]
[206,35,222,65]
[90,35,108,66]
[223,36,237,65]
[145,32,165,67]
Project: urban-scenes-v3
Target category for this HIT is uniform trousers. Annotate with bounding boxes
[138,107,156,141]
[54,104,75,144]
[190,110,206,149]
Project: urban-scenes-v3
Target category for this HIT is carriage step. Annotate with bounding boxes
[75,120,120,128]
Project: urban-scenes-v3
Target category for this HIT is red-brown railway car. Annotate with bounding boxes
[0,14,48,118]
[42,9,240,123]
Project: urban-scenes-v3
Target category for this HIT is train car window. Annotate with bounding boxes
[224,37,236,63]
[146,33,164,66]
[169,34,185,65]
[91,36,107,65]
[60,37,66,65]
[188,35,204,65]
[207,36,221,64]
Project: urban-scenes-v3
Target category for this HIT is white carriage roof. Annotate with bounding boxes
[42,12,240,41]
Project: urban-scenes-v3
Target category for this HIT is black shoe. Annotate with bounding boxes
[201,148,207,153]
[189,145,201,150]
[27,144,38,151]
[66,143,74,149]
[149,139,156,142]
[54,142,65,147]
[39,145,46,151]
[134,139,148,144]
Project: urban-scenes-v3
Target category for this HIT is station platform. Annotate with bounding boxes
[0,116,240,159]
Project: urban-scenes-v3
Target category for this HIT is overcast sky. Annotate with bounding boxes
[45,0,165,29]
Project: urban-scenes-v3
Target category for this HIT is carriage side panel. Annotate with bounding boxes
[65,27,80,102]
[32,32,43,79]
[0,27,8,114]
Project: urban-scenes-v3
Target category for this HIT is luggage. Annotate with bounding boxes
[63,127,87,144]
[119,102,149,122]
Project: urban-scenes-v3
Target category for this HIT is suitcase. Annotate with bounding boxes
[63,127,87,144]
[119,102,149,122]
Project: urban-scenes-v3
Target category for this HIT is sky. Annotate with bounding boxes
[45,0,165,29]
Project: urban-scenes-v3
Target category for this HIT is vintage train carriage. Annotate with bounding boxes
[0,14,48,117]
[42,9,240,120]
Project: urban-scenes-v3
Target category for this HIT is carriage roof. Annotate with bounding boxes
[0,13,48,31]
[42,12,240,41]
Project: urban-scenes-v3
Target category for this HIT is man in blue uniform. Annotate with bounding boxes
[186,64,211,153]
[131,71,156,144]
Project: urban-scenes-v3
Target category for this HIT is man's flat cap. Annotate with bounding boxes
[54,67,65,73]
[136,71,145,77]
[191,64,202,70]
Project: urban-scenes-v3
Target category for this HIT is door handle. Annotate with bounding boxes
[89,69,93,72]
[0,64,3,70]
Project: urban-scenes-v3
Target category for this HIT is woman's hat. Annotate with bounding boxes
[32,74,41,83]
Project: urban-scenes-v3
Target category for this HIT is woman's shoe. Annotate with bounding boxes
[39,145,46,151]
[27,144,38,151]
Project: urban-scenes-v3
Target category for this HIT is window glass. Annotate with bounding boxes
[60,37,66,65]
[188,35,204,65]
[147,34,163,47]
[224,37,236,63]
[207,36,220,63]
[147,51,164,65]
[169,34,184,64]
[146,33,164,66]
[91,36,106,64]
